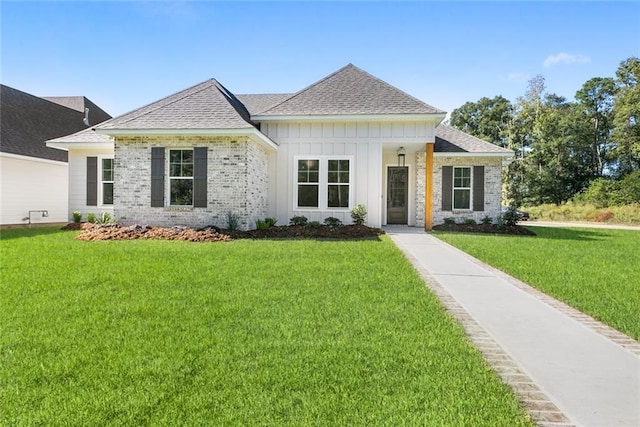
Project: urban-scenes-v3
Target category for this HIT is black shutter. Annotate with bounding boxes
[193,147,207,208]
[151,147,165,207]
[473,166,485,211]
[87,157,97,206]
[441,166,453,211]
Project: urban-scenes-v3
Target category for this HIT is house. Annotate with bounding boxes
[0,85,111,226]
[47,64,512,230]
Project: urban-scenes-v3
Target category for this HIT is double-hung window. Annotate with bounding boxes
[453,166,471,210]
[100,158,114,205]
[295,157,352,209]
[169,149,194,206]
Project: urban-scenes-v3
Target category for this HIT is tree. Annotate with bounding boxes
[449,96,513,147]
[575,77,616,176]
[612,57,640,175]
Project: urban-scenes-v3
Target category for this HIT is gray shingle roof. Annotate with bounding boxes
[97,79,255,131]
[47,126,113,145]
[42,96,111,125]
[258,64,445,116]
[237,93,293,115]
[0,84,111,162]
[435,124,513,154]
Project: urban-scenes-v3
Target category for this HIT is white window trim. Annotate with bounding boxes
[167,148,194,207]
[98,155,114,207]
[452,166,473,212]
[293,155,354,211]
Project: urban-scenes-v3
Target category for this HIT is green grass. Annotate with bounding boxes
[0,228,531,426]
[434,227,640,340]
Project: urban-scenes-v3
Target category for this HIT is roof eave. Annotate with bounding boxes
[46,141,115,151]
[94,127,278,151]
[434,151,514,158]
[252,113,447,123]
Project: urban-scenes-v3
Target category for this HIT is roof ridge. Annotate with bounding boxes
[95,79,219,129]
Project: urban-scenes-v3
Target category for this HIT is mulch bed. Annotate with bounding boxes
[66,223,385,242]
[432,223,536,236]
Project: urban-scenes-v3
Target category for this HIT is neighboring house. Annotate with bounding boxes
[0,85,111,226]
[47,64,512,230]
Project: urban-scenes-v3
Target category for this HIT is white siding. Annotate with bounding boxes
[68,148,115,220]
[0,153,68,225]
[263,120,436,228]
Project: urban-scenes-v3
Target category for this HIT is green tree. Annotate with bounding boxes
[449,96,513,147]
[612,57,640,175]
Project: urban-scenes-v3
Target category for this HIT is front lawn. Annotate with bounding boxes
[434,227,640,340]
[0,228,531,426]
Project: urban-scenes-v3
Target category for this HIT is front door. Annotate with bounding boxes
[387,167,408,224]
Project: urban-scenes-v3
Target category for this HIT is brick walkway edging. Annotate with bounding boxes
[389,234,576,427]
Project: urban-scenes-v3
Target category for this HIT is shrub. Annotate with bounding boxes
[620,170,640,204]
[255,219,270,230]
[264,217,278,228]
[350,204,367,226]
[593,211,614,222]
[443,217,456,225]
[324,217,342,227]
[226,212,239,231]
[481,215,493,225]
[86,213,96,224]
[307,221,322,228]
[289,215,308,226]
[463,218,477,225]
[501,206,519,227]
[72,211,82,223]
[95,212,112,225]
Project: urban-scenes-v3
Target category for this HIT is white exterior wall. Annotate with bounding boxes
[0,153,68,225]
[262,120,436,228]
[68,148,115,221]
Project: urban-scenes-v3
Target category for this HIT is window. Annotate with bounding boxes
[295,157,352,209]
[327,160,350,208]
[453,167,471,210]
[100,157,114,205]
[169,149,193,206]
[297,159,319,207]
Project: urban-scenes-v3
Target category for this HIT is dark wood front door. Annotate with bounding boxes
[387,167,408,224]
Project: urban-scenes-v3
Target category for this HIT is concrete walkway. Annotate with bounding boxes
[386,227,640,427]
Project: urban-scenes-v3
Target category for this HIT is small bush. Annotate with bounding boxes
[350,204,367,226]
[72,211,82,223]
[95,212,113,225]
[290,215,308,226]
[443,217,456,225]
[255,219,270,230]
[501,206,519,227]
[226,212,239,231]
[264,217,278,228]
[307,221,322,228]
[324,217,342,227]
[86,212,96,224]
[463,218,477,225]
[481,215,493,225]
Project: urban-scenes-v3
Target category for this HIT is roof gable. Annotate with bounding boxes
[258,64,445,117]
[97,79,255,131]
[435,124,513,154]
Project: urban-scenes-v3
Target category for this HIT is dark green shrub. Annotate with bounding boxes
[501,206,519,227]
[226,212,239,231]
[289,215,308,226]
[255,219,270,230]
[481,215,493,225]
[264,217,278,227]
[324,217,342,227]
[443,217,456,225]
[307,221,321,228]
[463,218,477,225]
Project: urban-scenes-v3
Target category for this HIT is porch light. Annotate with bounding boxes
[397,147,406,167]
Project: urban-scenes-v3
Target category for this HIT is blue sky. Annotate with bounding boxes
[2,1,639,118]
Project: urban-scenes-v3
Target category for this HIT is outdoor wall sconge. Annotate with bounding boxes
[397,147,406,167]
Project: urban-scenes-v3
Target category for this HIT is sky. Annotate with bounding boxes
[2,1,639,118]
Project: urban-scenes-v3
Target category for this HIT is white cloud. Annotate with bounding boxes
[543,52,591,68]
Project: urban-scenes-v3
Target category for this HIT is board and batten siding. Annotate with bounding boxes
[67,148,115,220]
[0,153,68,225]
[261,120,437,228]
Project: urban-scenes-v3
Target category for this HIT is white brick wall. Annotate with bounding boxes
[415,152,504,226]
[114,135,268,230]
